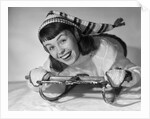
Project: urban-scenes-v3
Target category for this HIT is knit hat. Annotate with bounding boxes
[38,10,125,40]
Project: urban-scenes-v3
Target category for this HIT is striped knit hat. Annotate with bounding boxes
[38,10,125,40]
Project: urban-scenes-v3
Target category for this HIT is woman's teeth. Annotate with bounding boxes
[61,52,71,59]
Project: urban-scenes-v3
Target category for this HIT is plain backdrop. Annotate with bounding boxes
[8,7,141,82]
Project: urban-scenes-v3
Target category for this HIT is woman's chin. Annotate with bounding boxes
[61,56,77,66]
[62,58,76,66]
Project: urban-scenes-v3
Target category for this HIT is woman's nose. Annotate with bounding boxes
[57,46,65,55]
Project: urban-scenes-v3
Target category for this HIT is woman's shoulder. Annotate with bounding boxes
[93,34,113,47]
[92,35,113,52]
[92,34,127,57]
[91,36,109,58]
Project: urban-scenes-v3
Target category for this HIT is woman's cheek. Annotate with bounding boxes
[64,42,71,49]
[51,51,58,59]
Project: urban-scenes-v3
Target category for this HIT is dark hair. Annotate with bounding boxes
[39,23,97,72]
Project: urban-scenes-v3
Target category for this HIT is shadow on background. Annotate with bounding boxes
[127,46,141,66]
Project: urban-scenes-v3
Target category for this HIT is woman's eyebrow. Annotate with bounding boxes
[57,34,65,41]
[45,44,52,47]
[45,34,65,47]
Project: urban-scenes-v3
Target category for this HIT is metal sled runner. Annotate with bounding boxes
[26,73,123,104]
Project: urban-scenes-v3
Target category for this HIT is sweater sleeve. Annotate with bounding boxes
[100,38,140,88]
[27,57,67,94]
[110,51,141,88]
[27,57,56,91]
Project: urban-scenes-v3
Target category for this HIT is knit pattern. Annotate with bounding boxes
[38,10,113,36]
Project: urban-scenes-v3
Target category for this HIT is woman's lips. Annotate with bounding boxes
[60,51,72,60]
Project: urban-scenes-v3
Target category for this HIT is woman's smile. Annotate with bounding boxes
[59,51,72,60]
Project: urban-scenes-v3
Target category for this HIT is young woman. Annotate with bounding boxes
[26,10,140,100]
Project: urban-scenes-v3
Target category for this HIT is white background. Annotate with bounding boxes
[0,0,150,119]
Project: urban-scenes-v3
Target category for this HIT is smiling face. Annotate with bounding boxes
[43,30,80,66]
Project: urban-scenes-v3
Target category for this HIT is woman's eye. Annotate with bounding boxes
[60,39,66,44]
[49,46,55,51]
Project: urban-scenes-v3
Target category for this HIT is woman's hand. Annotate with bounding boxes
[27,67,49,87]
[106,69,127,87]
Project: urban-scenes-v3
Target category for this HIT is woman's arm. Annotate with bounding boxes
[26,57,53,91]
[99,38,140,88]
[107,51,141,88]
[26,57,67,94]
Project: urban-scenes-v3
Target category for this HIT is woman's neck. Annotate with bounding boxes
[70,53,92,67]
